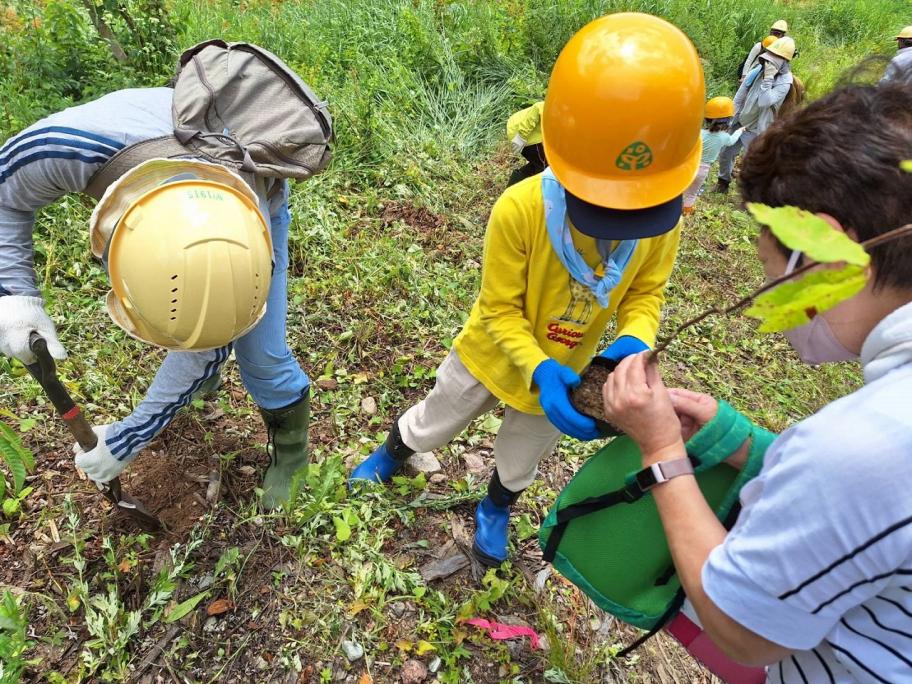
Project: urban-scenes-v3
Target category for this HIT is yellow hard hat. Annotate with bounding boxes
[896,26,912,39]
[542,12,705,238]
[766,36,796,61]
[92,159,273,350]
[761,35,778,49]
[771,19,788,33]
[705,96,735,120]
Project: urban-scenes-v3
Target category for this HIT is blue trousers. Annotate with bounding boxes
[106,185,309,461]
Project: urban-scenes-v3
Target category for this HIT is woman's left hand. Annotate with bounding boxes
[601,352,685,464]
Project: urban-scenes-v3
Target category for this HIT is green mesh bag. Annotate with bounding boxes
[539,402,775,634]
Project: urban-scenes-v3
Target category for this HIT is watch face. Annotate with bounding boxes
[635,467,658,492]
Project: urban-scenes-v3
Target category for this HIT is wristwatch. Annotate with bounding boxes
[634,458,695,492]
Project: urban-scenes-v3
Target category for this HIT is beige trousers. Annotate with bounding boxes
[397,351,561,492]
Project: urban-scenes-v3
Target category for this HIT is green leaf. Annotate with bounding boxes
[0,420,35,494]
[747,204,870,267]
[333,516,352,542]
[163,591,210,623]
[745,264,868,332]
[2,497,20,517]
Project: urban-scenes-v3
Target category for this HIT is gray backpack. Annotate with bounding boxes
[85,40,333,199]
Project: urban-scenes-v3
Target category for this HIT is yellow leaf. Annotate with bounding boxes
[66,592,80,612]
[394,639,413,652]
[416,640,436,655]
[348,600,370,616]
[117,558,134,573]
[358,675,372,684]
[351,372,369,384]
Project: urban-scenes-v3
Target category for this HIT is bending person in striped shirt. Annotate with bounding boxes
[0,87,315,510]
[601,78,912,682]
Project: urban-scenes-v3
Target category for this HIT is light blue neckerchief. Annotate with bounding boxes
[744,64,762,88]
[541,168,638,309]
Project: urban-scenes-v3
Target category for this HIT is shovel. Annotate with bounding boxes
[25,332,163,532]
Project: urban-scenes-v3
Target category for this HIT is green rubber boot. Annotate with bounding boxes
[191,370,222,404]
[258,391,311,510]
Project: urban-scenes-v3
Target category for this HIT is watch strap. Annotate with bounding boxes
[634,457,694,492]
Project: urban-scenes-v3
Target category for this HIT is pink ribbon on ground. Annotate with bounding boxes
[464,618,542,649]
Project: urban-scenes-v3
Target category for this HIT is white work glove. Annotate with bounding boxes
[74,425,126,484]
[0,295,67,364]
[511,133,526,154]
[735,126,746,137]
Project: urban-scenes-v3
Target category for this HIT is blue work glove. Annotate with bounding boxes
[598,335,649,362]
[532,359,601,441]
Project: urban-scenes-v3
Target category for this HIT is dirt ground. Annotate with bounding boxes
[6,388,719,683]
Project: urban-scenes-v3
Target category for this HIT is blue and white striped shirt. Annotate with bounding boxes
[0,87,174,296]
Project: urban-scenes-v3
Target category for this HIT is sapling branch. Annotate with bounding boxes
[650,222,912,357]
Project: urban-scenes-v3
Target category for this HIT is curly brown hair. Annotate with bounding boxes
[739,79,912,291]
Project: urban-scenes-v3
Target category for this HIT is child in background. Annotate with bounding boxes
[682,97,743,214]
[506,101,546,186]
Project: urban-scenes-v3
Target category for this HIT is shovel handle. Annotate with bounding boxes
[25,333,162,532]
[26,332,97,451]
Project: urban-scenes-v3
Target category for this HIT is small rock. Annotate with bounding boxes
[238,465,256,477]
[462,452,486,475]
[400,659,428,684]
[341,640,364,662]
[419,553,469,582]
[197,574,214,590]
[389,601,407,618]
[539,635,551,652]
[407,452,441,474]
[533,567,552,594]
[316,378,339,390]
[360,396,377,415]
[255,656,269,671]
[428,473,446,485]
[428,656,441,674]
[203,617,218,633]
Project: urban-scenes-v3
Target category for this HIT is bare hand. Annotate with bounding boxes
[601,352,685,463]
[667,388,719,442]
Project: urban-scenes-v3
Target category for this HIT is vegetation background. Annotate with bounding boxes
[0,0,905,682]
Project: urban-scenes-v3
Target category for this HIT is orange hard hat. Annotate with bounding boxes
[542,12,705,228]
[761,35,777,49]
[705,96,735,119]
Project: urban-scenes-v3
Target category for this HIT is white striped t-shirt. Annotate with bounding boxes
[703,302,912,683]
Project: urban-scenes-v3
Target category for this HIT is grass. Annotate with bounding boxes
[0,0,895,681]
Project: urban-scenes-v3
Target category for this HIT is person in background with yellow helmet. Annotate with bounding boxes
[716,35,796,193]
[0,87,322,510]
[883,26,912,82]
[349,13,704,566]
[740,21,788,82]
[506,101,547,186]
[683,97,745,214]
[741,35,778,83]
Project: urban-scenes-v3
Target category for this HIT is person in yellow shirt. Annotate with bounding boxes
[350,13,705,566]
[507,101,546,186]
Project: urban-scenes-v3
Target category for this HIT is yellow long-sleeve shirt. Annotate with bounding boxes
[506,102,544,145]
[453,174,680,414]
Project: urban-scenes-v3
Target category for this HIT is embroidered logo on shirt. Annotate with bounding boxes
[547,322,585,349]
[616,141,653,171]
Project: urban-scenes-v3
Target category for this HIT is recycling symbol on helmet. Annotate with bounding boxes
[615,141,653,171]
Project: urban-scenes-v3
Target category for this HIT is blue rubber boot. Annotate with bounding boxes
[349,420,413,486]
[473,470,523,567]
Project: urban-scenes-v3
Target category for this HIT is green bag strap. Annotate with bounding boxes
[715,423,777,515]
[541,479,648,562]
[686,400,753,473]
